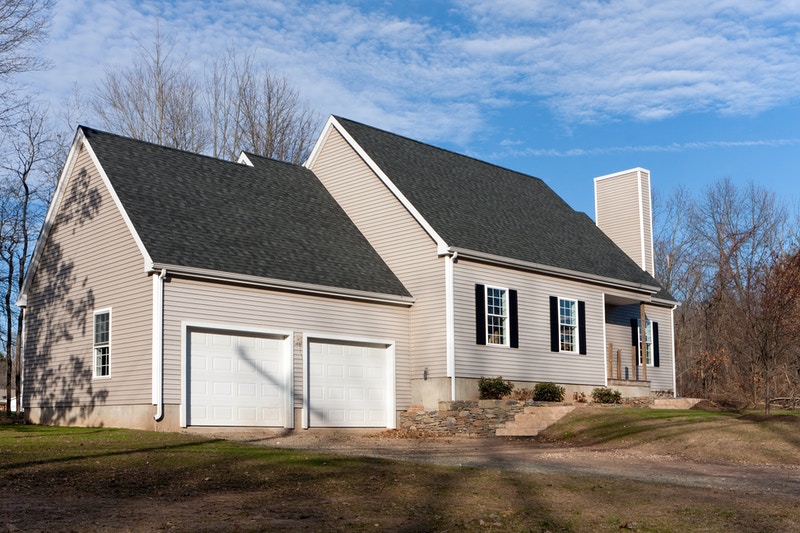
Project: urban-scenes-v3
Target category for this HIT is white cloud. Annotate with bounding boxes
[20,0,800,144]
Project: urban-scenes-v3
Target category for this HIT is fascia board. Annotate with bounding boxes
[451,247,661,296]
[309,116,450,256]
[153,262,416,306]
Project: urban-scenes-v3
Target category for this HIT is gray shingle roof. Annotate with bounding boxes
[335,116,663,291]
[82,127,411,298]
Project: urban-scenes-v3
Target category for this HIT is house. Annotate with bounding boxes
[17,116,677,431]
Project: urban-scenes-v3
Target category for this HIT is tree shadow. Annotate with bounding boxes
[22,164,108,425]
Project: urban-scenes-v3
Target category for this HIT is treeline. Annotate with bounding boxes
[655,180,800,412]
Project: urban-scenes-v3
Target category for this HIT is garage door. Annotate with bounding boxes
[308,340,389,427]
[188,329,289,427]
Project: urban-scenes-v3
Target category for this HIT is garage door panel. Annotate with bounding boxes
[189,330,288,427]
[309,341,389,428]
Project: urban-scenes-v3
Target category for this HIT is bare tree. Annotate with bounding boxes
[205,50,318,163]
[0,101,57,413]
[0,0,53,124]
[94,28,209,153]
[655,178,800,410]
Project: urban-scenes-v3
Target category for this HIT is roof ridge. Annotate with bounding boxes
[332,115,544,183]
[79,125,251,168]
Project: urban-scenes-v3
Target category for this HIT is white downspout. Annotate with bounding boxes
[152,269,166,422]
[445,251,457,401]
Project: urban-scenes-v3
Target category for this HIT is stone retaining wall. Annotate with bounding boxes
[399,397,657,437]
[398,400,545,437]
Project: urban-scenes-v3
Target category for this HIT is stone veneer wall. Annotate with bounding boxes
[399,397,657,437]
[399,400,531,437]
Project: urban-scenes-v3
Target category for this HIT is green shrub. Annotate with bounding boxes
[533,382,565,402]
[591,387,622,404]
[478,376,514,400]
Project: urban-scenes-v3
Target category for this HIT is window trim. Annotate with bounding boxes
[558,297,579,354]
[549,296,587,355]
[93,308,111,379]
[485,285,510,347]
[475,284,519,348]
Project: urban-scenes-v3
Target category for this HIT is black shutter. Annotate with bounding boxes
[509,289,519,348]
[578,300,587,355]
[549,296,559,352]
[475,284,486,345]
[653,322,660,367]
[630,318,639,363]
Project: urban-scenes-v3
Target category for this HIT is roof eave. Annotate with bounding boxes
[150,263,415,306]
[450,247,661,296]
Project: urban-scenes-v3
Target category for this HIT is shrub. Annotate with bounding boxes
[591,387,622,404]
[478,376,514,400]
[510,388,535,401]
[533,382,565,402]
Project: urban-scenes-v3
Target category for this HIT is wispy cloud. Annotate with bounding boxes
[21,0,800,144]
[497,138,800,158]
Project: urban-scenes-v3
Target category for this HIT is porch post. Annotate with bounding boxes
[640,302,648,382]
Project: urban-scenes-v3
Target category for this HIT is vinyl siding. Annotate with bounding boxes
[23,144,153,410]
[595,169,653,275]
[308,127,446,377]
[453,259,608,386]
[605,303,675,391]
[162,277,412,408]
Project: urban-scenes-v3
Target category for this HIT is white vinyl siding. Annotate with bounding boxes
[162,277,411,410]
[23,145,153,408]
[309,128,447,378]
[595,169,654,275]
[454,259,607,385]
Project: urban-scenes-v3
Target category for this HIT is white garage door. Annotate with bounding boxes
[189,329,289,427]
[308,340,389,427]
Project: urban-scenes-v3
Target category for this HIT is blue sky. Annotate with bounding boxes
[20,0,800,218]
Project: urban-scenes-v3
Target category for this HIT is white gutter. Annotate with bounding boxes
[445,251,457,400]
[152,269,166,421]
[450,247,662,295]
[150,263,415,306]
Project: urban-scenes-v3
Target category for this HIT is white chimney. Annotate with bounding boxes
[594,168,654,276]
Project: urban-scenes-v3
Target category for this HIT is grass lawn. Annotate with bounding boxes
[1,409,799,532]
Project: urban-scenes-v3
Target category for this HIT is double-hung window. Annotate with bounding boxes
[475,284,519,348]
[632,318,659,366]
[559,298,578,353]
[549,296,587,355]
[486,286,508,346]
[93,309,111,378]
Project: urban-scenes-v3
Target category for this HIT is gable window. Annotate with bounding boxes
[549,296,587,354]
[631,318,660,367]
[475,284,519,348]
[94,310,111,378]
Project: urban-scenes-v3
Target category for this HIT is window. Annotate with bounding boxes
[94,310,111,377]
[559,298,578,353]
[475,284,519,348]
[631,318,660,367]
[486,286,508,345]
[549,296,587,354]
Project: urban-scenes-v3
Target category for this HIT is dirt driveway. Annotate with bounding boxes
[224,430,800,497]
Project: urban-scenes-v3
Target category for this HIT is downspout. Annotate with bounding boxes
[445,251,457,401]
[153,269,166,422]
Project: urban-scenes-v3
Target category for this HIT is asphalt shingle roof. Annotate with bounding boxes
[335,116,663,291]
[82,127,411,298]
